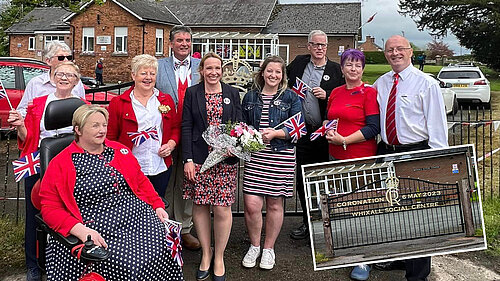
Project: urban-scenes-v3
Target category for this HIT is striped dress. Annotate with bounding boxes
[243,95,295,197]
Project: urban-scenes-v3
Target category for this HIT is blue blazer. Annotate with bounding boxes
[182,82,242,164]
[156,56,201,106]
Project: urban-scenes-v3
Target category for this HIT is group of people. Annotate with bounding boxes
[10,25,447,281]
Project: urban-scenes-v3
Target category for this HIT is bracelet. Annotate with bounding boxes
[342,139,347,150]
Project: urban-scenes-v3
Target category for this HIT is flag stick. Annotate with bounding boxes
[273,112,302,130]
[0,80,13,110]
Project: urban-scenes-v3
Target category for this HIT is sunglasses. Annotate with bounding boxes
[54,55,73,61]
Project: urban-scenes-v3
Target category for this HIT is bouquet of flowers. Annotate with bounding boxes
[200,121,265,173]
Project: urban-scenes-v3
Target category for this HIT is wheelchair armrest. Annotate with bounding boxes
[35,214,79,247]
[162,197,169,209]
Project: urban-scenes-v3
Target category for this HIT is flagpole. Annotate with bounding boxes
[273,112,302,130]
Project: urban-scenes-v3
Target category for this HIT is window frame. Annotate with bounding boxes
[155,29,164,55]
[114,27,128,54]
[82,27,95,53]
[28,37,35,50]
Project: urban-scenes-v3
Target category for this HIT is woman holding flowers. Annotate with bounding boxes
[107,54,180,198]
[241,56,302,270]
[182,52,241,281]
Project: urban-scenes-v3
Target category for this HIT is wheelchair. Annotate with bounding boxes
[31,98,110,279]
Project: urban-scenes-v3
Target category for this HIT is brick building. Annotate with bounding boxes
[357,35,383,52]
[6,0,361,82]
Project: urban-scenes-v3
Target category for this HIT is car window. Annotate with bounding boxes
[438,71,481,79]
[23,66,48,86]
[0,65,16,89]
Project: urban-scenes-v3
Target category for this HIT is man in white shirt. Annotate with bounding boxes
[373,35,448,281]
[156,25,201,250]
[17,41,85,117]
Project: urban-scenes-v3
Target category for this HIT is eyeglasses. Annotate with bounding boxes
[54,72,78,80]
[53,55,73,61]
[385,47,412,54]
[309,42,328,49]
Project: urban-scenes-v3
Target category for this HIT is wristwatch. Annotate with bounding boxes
[184,158,193,164]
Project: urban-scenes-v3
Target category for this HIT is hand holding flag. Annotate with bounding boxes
[279,112,307,143]
[310,119,338,141]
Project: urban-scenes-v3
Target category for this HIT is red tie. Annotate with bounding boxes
[386,73,400,145]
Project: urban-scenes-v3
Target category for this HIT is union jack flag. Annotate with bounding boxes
[127,126,159,146]
[0,80,7,99]
[12,151,40,182]
[283,112,307,143]
[310,119,338,141]
[292,77,310,101]
[164,219,183,267]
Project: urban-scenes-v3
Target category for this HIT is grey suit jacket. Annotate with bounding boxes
[156,56,201,106]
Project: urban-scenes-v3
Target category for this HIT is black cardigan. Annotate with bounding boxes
[181,82,242,164]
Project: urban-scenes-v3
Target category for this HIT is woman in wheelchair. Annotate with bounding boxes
[8,61,88,281]
[38,105,184,280]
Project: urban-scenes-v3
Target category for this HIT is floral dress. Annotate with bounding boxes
[183,92,238,206]
[45,146,183,281]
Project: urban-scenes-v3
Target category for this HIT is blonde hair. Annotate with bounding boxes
[53,61,81,80]
[72,104,109,141]
[131,54,158,74]
[198,52,223,82]
[253,55,287,94]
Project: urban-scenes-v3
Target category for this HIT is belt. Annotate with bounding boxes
[384,140,428,151]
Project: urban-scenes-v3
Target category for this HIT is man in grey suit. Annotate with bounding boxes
[157,25,201,250]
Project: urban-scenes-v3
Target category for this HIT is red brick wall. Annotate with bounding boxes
[9,34,72,61]
[70,0,173,82]
[278,35,355,64]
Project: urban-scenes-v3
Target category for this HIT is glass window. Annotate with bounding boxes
[28,37,35,50]
[45,35,65,47]
[0,66,16,89]
[438,71,481,79]
[82,27,95,52]
[155,29,163,55]
[114,27,128,53]
[22,67,48,87]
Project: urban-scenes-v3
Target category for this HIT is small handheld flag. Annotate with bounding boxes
[283,112,307,143]
[310,119,338,141]
[292,77,311,101]
[0,79,13,110]
[164,219,183,267]
[12,151,40,182]
[127,126,159,146]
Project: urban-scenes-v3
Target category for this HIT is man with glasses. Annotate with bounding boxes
[286,30,344,240]
[373,35,447,281]
[15,41,85,281]
[156,25,201,251]
[17,41,85,118]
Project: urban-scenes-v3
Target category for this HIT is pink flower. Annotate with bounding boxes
[235,125,244,137]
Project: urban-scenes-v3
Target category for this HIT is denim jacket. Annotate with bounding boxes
[242,88,302,151]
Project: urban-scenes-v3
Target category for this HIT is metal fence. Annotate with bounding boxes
[1,101,499,221]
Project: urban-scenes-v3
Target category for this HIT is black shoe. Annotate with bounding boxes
[373,260,406,271]
[196,268,210,281]
[26,267,41,281]
[290,223,309,240]
[213,273,226,281]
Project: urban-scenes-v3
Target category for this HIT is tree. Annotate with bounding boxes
[399,0,500,70]
[426,39,454,59]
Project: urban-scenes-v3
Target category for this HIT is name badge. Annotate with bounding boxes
[223,98,231,105]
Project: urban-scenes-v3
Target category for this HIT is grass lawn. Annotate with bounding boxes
[362,64,500,91]
[0,216,25,277]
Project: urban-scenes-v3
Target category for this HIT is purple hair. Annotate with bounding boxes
[340,49,365,68]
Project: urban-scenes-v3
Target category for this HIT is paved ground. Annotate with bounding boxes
[5,216,498,281]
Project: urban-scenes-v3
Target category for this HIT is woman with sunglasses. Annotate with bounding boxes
[8,61,88,281]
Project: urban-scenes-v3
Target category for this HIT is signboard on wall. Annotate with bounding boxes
[97,36,111,45]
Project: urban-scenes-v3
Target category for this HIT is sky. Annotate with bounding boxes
[361,0,470,55]
[278,0,470,55]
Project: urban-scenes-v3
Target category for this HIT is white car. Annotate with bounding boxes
[437,64,491,106]
[427,73,459,115]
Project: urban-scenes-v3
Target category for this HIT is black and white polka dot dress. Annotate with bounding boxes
[45,146,184,281]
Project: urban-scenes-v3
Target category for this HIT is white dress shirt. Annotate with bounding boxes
[130,88,167,176]
[173,56,192,86]
[17,72,86,117]
[374,64,448,149]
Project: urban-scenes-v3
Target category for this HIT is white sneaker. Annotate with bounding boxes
[242,245,261,268]
[259,248,275,270]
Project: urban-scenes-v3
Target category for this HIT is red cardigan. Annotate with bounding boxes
[107,85,180,167]
[39,140,165,236]
[19,95,88,157]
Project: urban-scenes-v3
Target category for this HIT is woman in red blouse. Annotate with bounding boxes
[325,49,380,280]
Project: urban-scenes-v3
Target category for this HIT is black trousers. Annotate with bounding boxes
[377,141,431,281]
[295,136,329,226]
[25,174,40,271]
